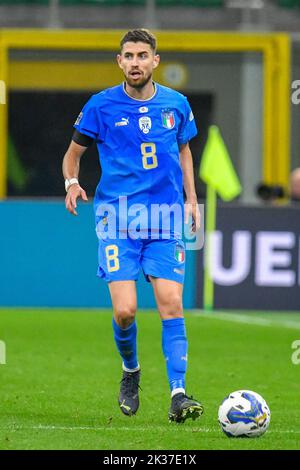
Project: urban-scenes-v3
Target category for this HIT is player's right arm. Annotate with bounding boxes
[62,140,88,216]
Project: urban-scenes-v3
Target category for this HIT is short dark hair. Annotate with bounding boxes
[120,29,157,52]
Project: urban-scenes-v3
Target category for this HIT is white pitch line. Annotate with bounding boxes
[0,425,212,433]
[1,425,300,435]
[193,311,300,330]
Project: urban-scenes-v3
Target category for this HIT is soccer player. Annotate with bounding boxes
[62,29,203,423]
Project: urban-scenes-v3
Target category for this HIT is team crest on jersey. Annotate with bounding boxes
[139,116,152,134]
[175,243,185,263]
[162,109,175,129]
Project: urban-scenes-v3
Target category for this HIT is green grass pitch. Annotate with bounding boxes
[0,308,300,450]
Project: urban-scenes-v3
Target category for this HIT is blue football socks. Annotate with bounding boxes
[112,318,139,372]
[162,317,188,396]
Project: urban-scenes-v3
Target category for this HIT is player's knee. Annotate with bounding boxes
[158,295,183,318]
[114,304,137,329]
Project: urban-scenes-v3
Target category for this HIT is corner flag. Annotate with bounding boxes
[200,126,242,311]
[199,125,241,201]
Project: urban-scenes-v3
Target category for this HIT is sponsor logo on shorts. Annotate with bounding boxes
[174,268,184,275]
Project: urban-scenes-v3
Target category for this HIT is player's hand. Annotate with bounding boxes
[65,184,88,216]
[184,200,201,233]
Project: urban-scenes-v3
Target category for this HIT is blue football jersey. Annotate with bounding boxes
[74,82,197,235]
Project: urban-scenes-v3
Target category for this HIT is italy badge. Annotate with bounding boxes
[175,243,185,263]
[162,109,175,129]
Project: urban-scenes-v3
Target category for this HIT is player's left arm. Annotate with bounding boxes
[180,142,200,232]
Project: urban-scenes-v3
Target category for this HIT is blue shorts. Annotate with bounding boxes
[97,234,185,284]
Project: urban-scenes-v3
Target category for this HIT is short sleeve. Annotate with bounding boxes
[73,96,100,141]
[177,97,198,145]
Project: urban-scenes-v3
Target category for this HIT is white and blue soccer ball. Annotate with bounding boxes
[218,390,271,438]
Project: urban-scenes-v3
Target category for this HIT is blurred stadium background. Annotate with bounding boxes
[1,1,300,451]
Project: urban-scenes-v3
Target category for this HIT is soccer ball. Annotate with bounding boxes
[218,390,271,438]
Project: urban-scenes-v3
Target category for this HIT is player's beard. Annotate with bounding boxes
[125,72,152,89]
